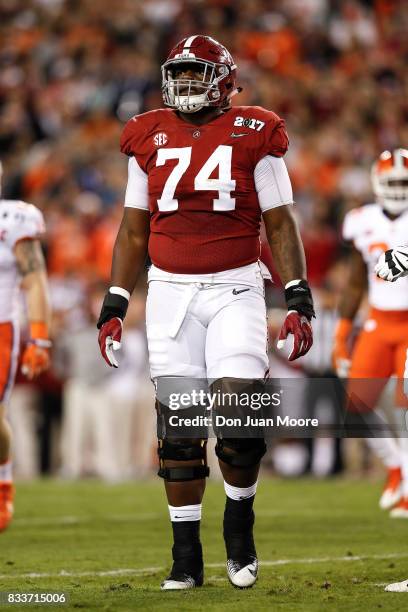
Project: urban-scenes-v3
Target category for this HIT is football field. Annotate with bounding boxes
[0,478,407,611]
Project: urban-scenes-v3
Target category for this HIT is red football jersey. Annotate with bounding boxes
[120,106,289,274]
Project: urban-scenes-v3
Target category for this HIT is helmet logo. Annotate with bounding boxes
[154,133,168,146]
[174,51,196,59]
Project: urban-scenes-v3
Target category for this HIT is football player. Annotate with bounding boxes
[97,35,314,589]
[0,161,51,531]
[373,156,408,593]
[333,149,408,516]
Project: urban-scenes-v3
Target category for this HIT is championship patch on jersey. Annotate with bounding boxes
[233,116,265,131]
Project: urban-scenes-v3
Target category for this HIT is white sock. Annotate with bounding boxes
[365,437,400,468]
[398,437,408,498]
[224,480,258,501]
[394,408,408,498]
[363,408,400,468]
[0,459,12,483]
[168,503,202,522]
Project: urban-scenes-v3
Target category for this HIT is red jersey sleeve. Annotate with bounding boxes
[263,117,289,158]
[256,108,289,163]
[120,117,139,157]
[119,115,149,172]
[234,106,289,169]
[120,110,166,173]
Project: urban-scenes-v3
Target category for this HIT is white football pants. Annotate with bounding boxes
[146,275,269,381]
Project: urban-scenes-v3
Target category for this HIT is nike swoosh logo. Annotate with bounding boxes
[230,132,250,138]
[174,515,195,519]
[232,288,250,295]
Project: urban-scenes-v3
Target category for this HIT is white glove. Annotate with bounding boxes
[335,358,351,379]
[374,246,408,282]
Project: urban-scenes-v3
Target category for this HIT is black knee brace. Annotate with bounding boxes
[157,439,210,482]
[215,438,267,468]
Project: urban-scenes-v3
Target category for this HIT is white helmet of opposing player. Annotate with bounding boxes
[371,149,408,215]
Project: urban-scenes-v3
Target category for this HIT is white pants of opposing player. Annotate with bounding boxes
[61,380,133,481]
[146,271,269,381]
[8,385,40,479]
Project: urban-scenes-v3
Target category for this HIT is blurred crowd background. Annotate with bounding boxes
[1,0,407,480]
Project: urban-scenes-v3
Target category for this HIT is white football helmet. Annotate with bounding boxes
[371,149,408,215]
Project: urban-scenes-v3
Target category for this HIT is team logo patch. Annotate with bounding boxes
[154,132,168,146]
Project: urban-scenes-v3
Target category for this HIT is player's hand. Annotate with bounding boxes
[277,310,313,361]
[278,279,315,361]
[332,318,352,378]
[97,288,130,368]
[98,317,123,368]
[21,341,51,380]
[375,246,408,282]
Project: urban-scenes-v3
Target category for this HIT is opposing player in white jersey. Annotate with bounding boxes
[333,149,408,516]
[373,151,408,591]
[0,161,51,531]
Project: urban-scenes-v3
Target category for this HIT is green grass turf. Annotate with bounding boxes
[0,478,407,611]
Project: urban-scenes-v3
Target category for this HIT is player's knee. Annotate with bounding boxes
[157,438,209,481]
[215,437,267,468]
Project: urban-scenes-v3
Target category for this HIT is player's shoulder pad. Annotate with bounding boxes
[120,109,171,156]
[233,105,282,124]
[232,106,288,161]
[342,203,375,242]
[2,200,45,246]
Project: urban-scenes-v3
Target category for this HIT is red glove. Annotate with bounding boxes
[98,317,123,368]
[277,310,313,361]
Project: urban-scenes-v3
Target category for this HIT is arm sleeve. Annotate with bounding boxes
[254,156,294,213]
[124,157,149,211]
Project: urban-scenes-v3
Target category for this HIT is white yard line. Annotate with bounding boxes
[0,568,162,579]
[13,514,160,526]
[12,510,329,527]
[210,552,408,567]
[0,552,407,580]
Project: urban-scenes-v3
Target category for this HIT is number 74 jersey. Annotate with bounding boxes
[120,106,289,274]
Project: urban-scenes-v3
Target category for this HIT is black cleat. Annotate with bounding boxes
[224,504,258,588]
